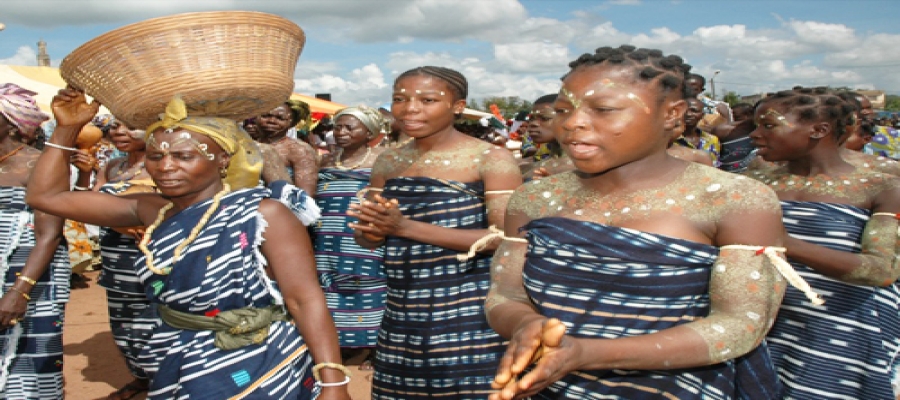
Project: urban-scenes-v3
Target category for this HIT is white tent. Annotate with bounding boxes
[0,64,88,113]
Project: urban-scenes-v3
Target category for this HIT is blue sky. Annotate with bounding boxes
[2,0,899,108]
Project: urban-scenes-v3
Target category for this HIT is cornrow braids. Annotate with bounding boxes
[564,45,694,100]
[534,94,558,105]
[760,87,856,139]
[395,66,468,101]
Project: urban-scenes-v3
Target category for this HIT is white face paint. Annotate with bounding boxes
[148,129,216,160]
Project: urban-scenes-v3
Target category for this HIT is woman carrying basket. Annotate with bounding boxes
[28,89,352,400]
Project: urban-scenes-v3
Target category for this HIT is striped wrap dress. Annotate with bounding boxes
[768,201,900,399]
[522,217,782,400]
[134,187,319,399]
[0,187,70,399]
[372,177,507,399]
[313,168,386,348]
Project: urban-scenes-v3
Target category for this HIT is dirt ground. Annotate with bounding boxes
[63,270,373,399]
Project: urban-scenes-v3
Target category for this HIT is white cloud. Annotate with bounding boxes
[788,20,858,50]
[6,0,900,108]
[0,46,36,66]
[493,42,569,73]
[295,63,389,107]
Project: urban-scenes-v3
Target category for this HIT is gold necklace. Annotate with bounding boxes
[139,184,231,275]
[335,146,372,170]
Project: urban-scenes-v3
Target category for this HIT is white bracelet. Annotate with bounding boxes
[72,185,90,191]
[317,376,351,387]
[44,142,79,152]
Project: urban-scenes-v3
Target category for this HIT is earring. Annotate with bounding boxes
[219,167,227,178]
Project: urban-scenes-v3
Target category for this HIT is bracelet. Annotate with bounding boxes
[72,185,90,191]
[17,275,36,285]
[311,362,352,382]
[43,142,79,152]
[317,376,351,387]
[10,287,30,301]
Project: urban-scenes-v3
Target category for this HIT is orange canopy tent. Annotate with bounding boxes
[289,93,345,115]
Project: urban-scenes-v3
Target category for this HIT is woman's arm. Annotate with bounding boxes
[784,184,900,286]
[257,199,349,400]
[26,89,147,227]
[289,140,319,196]
[0,210,64,326]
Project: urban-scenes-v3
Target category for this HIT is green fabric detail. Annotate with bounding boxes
[158,304,289,350]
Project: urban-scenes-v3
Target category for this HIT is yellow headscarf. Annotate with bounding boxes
[145,97,262,190]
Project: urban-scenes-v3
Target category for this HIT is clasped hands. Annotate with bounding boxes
[348,193,404,242]
[490,318,580,400]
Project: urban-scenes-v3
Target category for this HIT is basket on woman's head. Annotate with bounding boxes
[59,11,305,129]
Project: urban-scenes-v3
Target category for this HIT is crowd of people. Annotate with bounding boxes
[0,41,896,400]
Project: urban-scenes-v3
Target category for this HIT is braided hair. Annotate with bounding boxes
[395,66,468,101]
[564,45,693,100]
[533,94,558,105]
[758,87,856,139]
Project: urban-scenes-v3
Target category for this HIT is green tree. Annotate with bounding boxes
[468,96,532,119]
[884,95,900,112]
[722,91,741,107]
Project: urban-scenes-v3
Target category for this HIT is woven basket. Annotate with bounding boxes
[60,11,305,129]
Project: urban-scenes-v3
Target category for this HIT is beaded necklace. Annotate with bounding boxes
[0,145,26,165]
[112,160,144,187]
[335,146,372,170]
[139,184,231,275]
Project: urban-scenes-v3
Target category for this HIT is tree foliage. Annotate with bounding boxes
[722,91,741,107]
[468,96,533,118]
[885,95,900,112]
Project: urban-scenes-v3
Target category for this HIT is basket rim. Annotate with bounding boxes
[59,10,304,86]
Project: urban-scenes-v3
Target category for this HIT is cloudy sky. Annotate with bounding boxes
[2,0,899,108]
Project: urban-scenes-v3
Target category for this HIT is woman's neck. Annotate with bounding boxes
[683,125,701,137]
[0,136,20,151]
[786,144,853,176]
[264,131,288,144]
[578,151,687,194]
[412,126,459,153]
[341,143,368,158]
[126,150,145,165]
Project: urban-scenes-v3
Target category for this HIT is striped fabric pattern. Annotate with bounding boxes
[769,201,900,399]
[523,217,781,400]
[372,177,507,400]
[313,168,386,348]
[97,181,154,379]
[135,188,318,399]
[0,187,70,399]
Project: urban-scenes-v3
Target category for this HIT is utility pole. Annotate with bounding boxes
[710,70,721,100]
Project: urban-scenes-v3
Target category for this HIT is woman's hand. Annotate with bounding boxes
[51,87,100,128]
[490,318,576,400]
[0,287,29,328]
[532,167,550,179]
[70,150,96,173]
[349,194,404,240]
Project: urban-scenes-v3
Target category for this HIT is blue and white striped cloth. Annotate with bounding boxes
[768,201,900,399]
[523,217,782,399]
